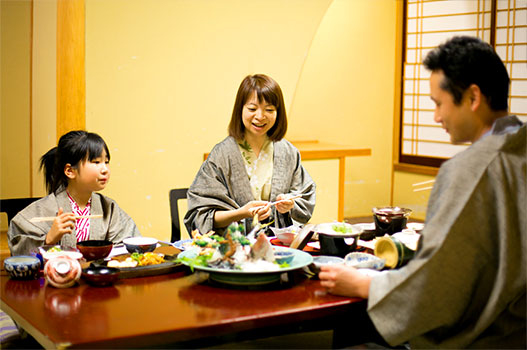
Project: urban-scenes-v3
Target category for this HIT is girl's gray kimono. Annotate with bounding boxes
[184,136,316,235]
[8,189,141,256]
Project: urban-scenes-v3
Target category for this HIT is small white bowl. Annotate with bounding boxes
[312,255,345,268]
[123,237,158,254]
[269,225,301,246]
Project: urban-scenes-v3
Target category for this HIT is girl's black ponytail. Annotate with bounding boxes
[39,147,58,194]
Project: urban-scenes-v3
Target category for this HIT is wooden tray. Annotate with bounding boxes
[84,244,186,279]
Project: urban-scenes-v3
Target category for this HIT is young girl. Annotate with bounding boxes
[8,130,141,256]
[184,74,316,235]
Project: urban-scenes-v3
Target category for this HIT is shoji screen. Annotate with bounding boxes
[400,0,526,167]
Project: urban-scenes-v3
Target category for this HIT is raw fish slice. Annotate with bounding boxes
[250,233,274,262]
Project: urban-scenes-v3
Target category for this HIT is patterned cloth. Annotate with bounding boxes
[67,192,91,242]
[0,310,19,343]
[237,137,274,201]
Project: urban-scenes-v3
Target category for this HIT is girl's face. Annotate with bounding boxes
[69,149,110,193]
[242,91,277,140]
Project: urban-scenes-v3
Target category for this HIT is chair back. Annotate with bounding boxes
[0,197,41,225]
[169,188,188,242]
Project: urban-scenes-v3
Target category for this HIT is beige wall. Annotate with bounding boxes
[1,0,31,200]
[32,0,57,197]
[3,0,431,240]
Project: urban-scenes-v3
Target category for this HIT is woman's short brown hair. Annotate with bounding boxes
[228,74,287,141]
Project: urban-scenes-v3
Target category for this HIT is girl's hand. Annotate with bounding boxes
[319,264,372,299]
[45,208,76,245]
[274,194,295,214]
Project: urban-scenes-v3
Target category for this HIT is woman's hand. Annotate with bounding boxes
[45,208,76,245]
[214,201,270,228]
[274,194,295,214]
[244,201,272,221]
[319,264,372,299]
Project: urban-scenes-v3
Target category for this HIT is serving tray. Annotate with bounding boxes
[84,244,185,279]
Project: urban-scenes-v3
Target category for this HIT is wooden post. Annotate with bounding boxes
[56,0,85,139]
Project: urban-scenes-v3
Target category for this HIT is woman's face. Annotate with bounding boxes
[241,91,277,140]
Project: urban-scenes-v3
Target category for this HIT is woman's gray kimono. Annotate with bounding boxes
[8,189,141,256]
[184,136,316,235]
[368,116,526,348]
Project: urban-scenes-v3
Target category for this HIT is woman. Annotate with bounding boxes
[184,74,316,235]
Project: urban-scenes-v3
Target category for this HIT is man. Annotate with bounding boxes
[320,36,526,348]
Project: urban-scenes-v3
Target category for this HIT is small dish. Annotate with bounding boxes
[345,252,385,270]
[4,256,41,280]
[173,239,193,251]
[312,255,345,268]
[82,266,120,287]
[406,222,424,233]
[77,240,113,261]
[273,250,294,265]
[123,237,158,254]
[269,225,301,246]
[39,245,83,263]
[315,222,363,238]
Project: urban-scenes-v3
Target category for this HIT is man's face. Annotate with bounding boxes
[429,70,479,144]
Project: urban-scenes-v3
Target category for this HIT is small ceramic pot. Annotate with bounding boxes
[372,207,412,236]
[44,254,82,288]
[374,235,415,269]
[4,256,41,280]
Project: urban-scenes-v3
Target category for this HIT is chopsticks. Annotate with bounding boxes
[412,179,435,192]
[249,195,302,214]
[30,214,103,223]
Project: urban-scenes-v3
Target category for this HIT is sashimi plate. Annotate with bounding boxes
[178,247,313,286]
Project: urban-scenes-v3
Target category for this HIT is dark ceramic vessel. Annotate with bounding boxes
[82,266,120,287]
[77,240,113,261]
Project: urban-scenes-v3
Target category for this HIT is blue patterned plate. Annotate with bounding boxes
[173,239,194,251]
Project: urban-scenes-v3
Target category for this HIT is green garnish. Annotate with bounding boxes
[211,235,225,242]
[176,252,213,272]
[332,223,354,233]
[194,239,209,247]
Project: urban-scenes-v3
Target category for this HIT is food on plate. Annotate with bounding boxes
[47,246,63,253]
[178,222,292,272]
[107,252,165,268]
[332,223,355,234]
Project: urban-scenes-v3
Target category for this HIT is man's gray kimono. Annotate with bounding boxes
[184,136,316,235]
[8,189,141,256]
[368,116,526,348]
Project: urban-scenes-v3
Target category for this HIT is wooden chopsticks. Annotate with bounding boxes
[30,214,103,223]
[412,179,435,192]
[249,195,302,214]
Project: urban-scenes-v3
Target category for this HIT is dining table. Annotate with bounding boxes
[0,242,374,349]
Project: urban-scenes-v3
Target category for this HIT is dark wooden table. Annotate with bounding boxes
[1,264,367,349]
